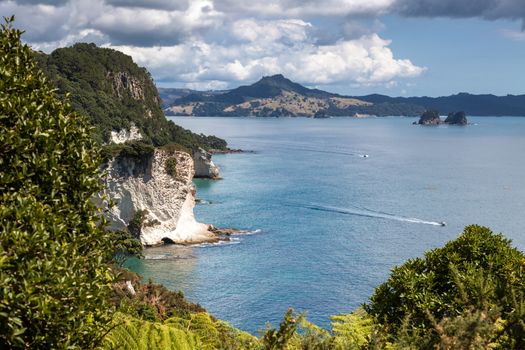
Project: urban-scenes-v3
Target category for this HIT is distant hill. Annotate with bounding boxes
[158,88,228,109]
[163,75,525,117]
[34,43,226,150]
[356,93,525,116]
[164,74,423,117]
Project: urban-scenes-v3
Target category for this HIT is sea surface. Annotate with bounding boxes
[126,116,525,334]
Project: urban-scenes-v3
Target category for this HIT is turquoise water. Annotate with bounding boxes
[126,116,525,334]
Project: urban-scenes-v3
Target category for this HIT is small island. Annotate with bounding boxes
[416,110,468,125]
[445,111,468,125]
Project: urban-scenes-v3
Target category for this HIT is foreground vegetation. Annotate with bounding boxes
[2,17,525,349]
[0,17,115,348]
[101,224,525,350]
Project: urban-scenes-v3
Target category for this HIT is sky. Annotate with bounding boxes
[2,0,525,96]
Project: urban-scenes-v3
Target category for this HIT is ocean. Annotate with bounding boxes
[125,116,525,334]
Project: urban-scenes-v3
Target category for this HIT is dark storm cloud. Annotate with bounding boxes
[98,27,184,46]
[393,0,525,24]
[104,0,188,11]
[1,0,71,42]
[9,0,68,5]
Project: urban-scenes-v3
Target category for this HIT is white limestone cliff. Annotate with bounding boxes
[193,147,220,179]
[110,123,143,144]
[103,148,218,246]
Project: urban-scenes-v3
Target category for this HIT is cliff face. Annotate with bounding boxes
[110,123,143,144]
[107,71,147,101]
[104,149,218,246]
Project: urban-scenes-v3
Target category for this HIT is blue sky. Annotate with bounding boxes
[376,16,525,96]
[2,0,524,97]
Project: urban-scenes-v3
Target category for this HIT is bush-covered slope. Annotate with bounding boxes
[34,43,226,150]
[1,18,115,349]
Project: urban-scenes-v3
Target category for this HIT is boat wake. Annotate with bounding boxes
[281,146,359,157]
[230,138,368,158]
[234,229,262,235]
[193,238,241,248]
[288,202,444,226]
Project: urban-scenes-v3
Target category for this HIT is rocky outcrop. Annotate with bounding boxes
[415,110,469,126]
[418,110,442,125]
[103,149,219,246]
[110,123,143,144]
[193,148,220,179]
[445,111,468,125]
[107,71,145,101]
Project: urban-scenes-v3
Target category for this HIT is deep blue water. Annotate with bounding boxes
[126,116,525,334]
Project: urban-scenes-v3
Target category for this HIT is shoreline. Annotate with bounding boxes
[143,226,246,247]
[209,148,255,154]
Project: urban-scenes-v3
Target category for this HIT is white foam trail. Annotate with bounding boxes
[194,238,241,248]
[293,203,444,226]
[229,138,366,158]
[279,146,359,157]
[235,229,261,235]
[144,254,170,260]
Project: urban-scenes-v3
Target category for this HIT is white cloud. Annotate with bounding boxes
[500,28,525,41]
[231,19,312,44]
[90,0,223,45]
[215,0,395,18]
[110,25,425,89]
[30,29,108,52]
[5,0,223,47]
[5,0,429,90]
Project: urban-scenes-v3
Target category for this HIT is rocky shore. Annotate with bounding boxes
[209,148,251,154]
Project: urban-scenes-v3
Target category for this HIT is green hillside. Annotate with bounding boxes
[34,43,226,150]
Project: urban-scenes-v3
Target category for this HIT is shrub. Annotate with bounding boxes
[0,17,115,348]
[367,225,525,348]
[127,209,160,239]
[127,210,148,239]
[165,158,178,178]
[110,230,143,263]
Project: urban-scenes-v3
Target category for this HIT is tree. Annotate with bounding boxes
[0,17,115,348]
[367,225,525,348]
